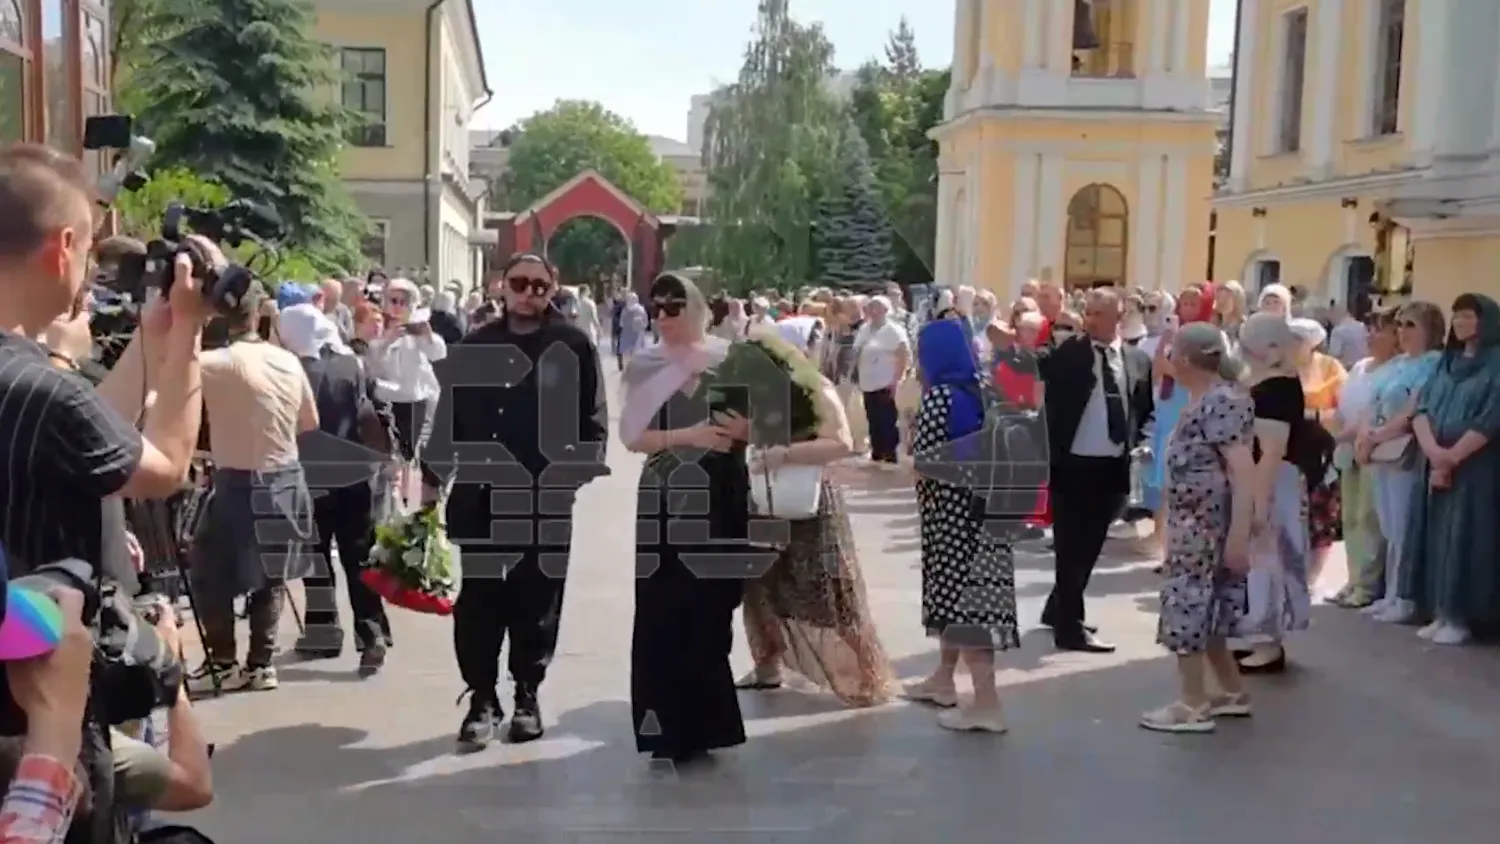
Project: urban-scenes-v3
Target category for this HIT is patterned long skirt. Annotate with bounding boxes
[741,480,896,707]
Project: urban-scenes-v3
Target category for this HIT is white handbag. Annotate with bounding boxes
[748,450,823,520]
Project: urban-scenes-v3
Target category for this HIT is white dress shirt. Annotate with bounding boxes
[1069,339,1127,458]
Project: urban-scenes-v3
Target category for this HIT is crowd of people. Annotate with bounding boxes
[3,130,1500,842]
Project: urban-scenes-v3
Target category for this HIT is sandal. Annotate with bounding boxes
[734,668,783,690]
[1139,701,1215,733]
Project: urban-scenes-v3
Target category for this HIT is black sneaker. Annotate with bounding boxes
[508,686,545,744]
[456,691,501,753]
[357,642,387,678]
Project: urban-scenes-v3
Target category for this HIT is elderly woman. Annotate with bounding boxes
[1258,283,1293,318]
[903,319,1019,733]
[1397,293,1500,645]
[1141,323,1255,733]
[1233,313,1318,674]
[1358,301,1445,623]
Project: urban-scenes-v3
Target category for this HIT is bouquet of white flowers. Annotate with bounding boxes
[360,496,461,615]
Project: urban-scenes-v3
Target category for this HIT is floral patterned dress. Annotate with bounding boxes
[1157,384,1254,654]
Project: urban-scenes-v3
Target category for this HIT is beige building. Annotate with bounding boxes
[312,0,491,288]
[1213,0,1500,312]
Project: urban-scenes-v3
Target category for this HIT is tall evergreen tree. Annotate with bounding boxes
[702,0,842,293]
[130,0,366,271]
[814,122,895,285]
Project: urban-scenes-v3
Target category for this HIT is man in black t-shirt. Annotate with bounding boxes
[0,144,216,844]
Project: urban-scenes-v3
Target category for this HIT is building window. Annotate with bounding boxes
[0,0,29,145]
[80,8,104,173]
[1371,0,1403,136]
[341,47,386,147]
[1276,8,1308,154]
[1064,183,1129,290]
[361,219,388,268]
[41,0,72,152]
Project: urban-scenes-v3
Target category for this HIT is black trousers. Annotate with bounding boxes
[452,545,569,695]
[303,483,390,651]
[1044,455,1128,638]
[863,387,900,462]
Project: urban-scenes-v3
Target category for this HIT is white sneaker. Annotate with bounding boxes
[1416,620,1443,640]
[899,680,958,708]
[1430,622,1472,646]
[937,705,1007,733]
[222,665,279,692]
[1360,598,1390,616]
[1375,599,1416,623]
[185,662,238,696]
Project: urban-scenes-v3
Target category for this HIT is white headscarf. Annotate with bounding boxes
[1289,316,1327,349]
[278,303,350,358]
[431,291,456,313]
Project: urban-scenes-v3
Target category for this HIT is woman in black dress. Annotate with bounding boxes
[619,273,752,762]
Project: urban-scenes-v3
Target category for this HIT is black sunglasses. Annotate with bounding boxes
[652,298,688,317]
[506,276,551,296]
[1397,319,1418,329]
[1145,304,1159,313]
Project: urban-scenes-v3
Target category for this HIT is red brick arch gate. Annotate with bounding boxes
[496,169,665,294]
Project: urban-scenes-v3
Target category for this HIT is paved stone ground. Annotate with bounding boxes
[181,370,1500,843]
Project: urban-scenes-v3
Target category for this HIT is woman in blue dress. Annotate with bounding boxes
[1400,293,1500,645]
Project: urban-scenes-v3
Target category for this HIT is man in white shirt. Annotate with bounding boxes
[854,295,911,465]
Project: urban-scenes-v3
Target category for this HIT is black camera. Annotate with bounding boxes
[1,559,182,728]
[114,199,280,315]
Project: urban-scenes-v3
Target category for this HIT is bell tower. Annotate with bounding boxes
[933,0,1219,297]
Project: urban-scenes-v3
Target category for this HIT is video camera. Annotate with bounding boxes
[1,559,181,729]
[84,113,275,316]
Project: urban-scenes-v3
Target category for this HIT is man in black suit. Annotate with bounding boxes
[1032,287,1153,652]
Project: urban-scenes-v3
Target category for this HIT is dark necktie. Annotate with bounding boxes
[1097,345,1128,446]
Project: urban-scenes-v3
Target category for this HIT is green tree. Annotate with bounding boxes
[114,167,229,239]
[814,122,895,284]
[109,0,167,115]
[703,0,843,293]
[127,0,367,273]
[846,18,948,283]
[501,100,682,285]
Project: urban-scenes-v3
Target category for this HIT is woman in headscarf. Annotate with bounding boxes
[1139,322,1255,733]
[1289,316,1346,588]
[621,273,751,763]
[367,277,445,500]
[1258,283,1293,318]
[1214,280,1248,341]
[735,316,896,706]
[617,292,650,364]
[1398,293,1500,645]
[901,319,1019,734]
[276,304,393,673]
[1232,313,1317,674]
[427,290,466,345]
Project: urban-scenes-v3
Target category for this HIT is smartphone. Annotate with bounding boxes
[83,114,133,150]
[403,322,424,335]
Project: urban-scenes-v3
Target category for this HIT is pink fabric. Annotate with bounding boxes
[619,335,731,445]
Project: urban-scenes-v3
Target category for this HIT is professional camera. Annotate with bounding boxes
[1,559,182,728]
[113,199,280,315]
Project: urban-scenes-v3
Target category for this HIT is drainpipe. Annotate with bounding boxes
[422,0,444,280]
[1221,0,1244,190]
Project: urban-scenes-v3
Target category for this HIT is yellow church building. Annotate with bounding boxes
[930,0,1220,301]
[1214,0,1500,312]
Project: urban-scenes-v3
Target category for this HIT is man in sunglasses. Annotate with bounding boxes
[438,253,609,751]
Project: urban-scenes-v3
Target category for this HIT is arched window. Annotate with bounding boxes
[1064,183,1129,289]
[0,0,30,144]
[80,6,105,172]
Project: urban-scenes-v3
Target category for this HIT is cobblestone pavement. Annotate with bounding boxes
[183,371,1500,844]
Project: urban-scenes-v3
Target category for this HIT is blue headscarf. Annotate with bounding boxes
[918,319,985,450]
[276,283,315,310]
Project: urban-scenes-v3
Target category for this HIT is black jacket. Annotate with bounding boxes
[1031,335,1154,465]
[434,315,609,542]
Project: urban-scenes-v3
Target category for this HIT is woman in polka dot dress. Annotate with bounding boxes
[899,320,1019,734]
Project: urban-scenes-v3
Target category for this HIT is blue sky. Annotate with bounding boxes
[471,0,1237,140]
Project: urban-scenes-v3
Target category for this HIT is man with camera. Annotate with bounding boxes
[0,143,215,844]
